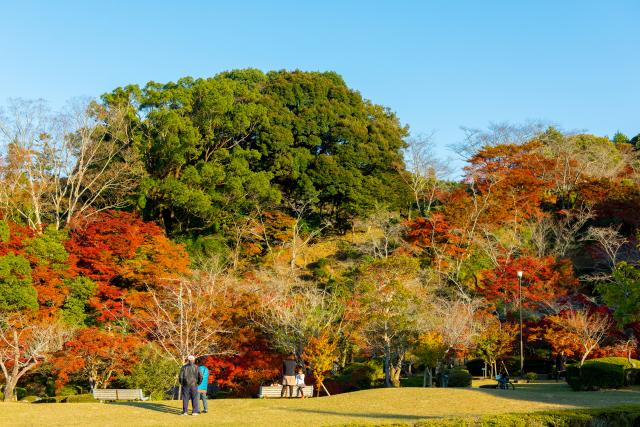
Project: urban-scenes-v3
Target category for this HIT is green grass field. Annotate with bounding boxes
[2,381,639,427]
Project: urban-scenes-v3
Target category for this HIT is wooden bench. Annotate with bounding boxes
[258,385,314,398]
[92,388,148,402]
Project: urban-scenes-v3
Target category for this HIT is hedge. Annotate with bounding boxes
[435,368,472,387]
[566,357,640,391]
[62,394,98,403]
[336,405,640,426]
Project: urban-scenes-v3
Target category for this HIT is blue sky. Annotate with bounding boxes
[1,0,638,161]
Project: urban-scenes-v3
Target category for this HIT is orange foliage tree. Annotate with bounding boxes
[478,256,577,310]
[547,309,611,366]
[65,210,190,322]
[52,327,141,389]
[0,314,70,401]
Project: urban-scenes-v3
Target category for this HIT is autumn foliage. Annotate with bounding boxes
[52,327,141,389]
[1,90,640,399]
[66,211,190,321]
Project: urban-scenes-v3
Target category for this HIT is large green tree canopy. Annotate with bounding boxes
[102,69,409,237]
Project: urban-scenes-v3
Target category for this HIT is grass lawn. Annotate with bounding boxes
[1,381,639,427]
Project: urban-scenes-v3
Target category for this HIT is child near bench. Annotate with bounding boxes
[295,368,306,398]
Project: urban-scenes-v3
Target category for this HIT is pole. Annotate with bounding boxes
[518,274,524,378]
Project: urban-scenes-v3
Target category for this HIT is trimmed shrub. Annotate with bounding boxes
[63,393,97,403]
[446,368,472,387]
[567,362,624,390]
[592,356,639,366]
[20,395,40,403]
[15,387,27,401]
[326,360,384,393]
[58,384,82,396]
[566,357,640,391]
[33,397,57,403]
[524,372,537,383]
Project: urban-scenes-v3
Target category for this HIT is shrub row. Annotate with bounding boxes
[30,394,98,403]
[566,357,640,391]
[326,361,385,394]
[444,368,472,387]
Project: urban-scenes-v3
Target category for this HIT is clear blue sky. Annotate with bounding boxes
[1,0,638,160]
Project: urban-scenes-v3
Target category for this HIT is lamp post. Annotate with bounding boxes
[517,270,524,378]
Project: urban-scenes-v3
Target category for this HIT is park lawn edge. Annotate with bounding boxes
[333,405,640,427]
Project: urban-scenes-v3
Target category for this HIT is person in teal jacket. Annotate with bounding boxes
[197,360,209,413]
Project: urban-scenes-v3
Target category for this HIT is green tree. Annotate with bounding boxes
[23,225,69,271]
[356,256,422,387]
[104,73,278,236]
[411,331,447,387]
[0,253,37,311]
[597,262,640,326]
[102,70,409,238]
[612,131,629,145]
[126,344,177,400]
[60,276,96,326]
[257,70,409,228]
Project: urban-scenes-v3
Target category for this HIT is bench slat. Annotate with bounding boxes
[259,385,314,398]
[93,389,145,401]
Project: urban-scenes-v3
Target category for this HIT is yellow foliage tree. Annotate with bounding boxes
[412,331,448,387]
[303,333,337,396]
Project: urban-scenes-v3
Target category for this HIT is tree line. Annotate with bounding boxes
[0,69,639,400]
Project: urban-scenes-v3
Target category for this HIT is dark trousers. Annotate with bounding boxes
[182,385,200,414]
[296,385,305,397]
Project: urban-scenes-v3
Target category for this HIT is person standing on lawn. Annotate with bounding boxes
[198,359,209,413]
[295,367,306,398]
[281,353,297,398]
[179,355,203,416]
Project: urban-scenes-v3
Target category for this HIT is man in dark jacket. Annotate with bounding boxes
[179,355,203,416]
[281,354,297,398]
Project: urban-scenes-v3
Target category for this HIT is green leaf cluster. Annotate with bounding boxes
[597,262,640,326]
[0,252,37,311]
[60,276,96,327]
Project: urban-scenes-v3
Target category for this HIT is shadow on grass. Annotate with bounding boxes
[111,401,183,415]
[286,407,436,421]
[471,382,640,408]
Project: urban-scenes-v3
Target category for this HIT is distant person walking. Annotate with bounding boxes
[198,359,209,413]
[281,354,297,398]
[179,355,203,416]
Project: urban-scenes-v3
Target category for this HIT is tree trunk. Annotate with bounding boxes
[4,380,17,402]
[391,366,401,387]
[384,345,392,388]
[579,352,588,367]
[423,367,433,387]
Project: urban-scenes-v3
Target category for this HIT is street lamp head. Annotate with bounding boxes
[517,270,523,278]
